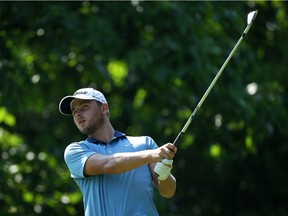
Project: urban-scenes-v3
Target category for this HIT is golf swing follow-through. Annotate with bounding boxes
[59,10,258,216]
[154,10,258,177]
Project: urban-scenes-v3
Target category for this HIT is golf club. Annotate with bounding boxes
[173,10,258,146]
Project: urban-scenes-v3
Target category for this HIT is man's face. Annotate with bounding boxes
[71,99,104,135]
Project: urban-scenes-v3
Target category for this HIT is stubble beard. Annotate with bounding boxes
[79,115,104,136]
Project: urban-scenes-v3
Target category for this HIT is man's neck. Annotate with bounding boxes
[89,122,115,143]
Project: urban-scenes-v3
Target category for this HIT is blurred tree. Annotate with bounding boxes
[0,1,287,216]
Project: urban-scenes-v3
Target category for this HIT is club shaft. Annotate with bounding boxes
[173,20,255,146]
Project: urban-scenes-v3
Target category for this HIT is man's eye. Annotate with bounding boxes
[82,104,89,109]
[72,110,77,115]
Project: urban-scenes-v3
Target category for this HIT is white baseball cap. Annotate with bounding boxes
[59,88,107,115]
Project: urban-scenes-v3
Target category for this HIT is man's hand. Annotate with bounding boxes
[154,143,177,161]
[152,143,177,180]
[154,159,173,180]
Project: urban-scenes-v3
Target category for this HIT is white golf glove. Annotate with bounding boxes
[154,159,173,180]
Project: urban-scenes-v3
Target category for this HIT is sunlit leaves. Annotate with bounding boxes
[133,88,147,108]
[0,130,22,148]
[210,143,222,158]
[107,60,128,86]
[245,135,256,153]
[0,107,16,126]
[1,1,288,216]
[181,133,195,149]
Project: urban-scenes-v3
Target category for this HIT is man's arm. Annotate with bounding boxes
[150,162,176,198]
[84,143,177,176]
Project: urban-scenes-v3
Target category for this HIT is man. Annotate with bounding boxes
[59,87,177,216]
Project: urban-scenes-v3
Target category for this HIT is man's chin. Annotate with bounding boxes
[79,126,94,136]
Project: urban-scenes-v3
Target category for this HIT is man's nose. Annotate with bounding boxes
[74,109,82,117]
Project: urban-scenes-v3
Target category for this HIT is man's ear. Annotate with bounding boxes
[102,104,109,114]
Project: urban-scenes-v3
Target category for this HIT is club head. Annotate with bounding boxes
[247,10,258,25]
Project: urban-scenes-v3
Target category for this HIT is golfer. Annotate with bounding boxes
[59,87,177,216]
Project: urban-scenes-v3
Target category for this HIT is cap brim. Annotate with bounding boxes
[59,95,95,115]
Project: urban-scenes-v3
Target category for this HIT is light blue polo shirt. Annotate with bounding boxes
[64,131,159,216]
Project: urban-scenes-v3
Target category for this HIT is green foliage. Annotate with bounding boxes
[1,1,288,215]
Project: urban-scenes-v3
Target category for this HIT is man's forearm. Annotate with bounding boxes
[157,174,177,198]
[106,150,155,174]
[85,150,157,176]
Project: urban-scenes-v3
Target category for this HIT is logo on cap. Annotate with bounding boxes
[74,90,88,96]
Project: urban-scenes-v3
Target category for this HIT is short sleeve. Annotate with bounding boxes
[146,136,158,150]
[64,142,96,178]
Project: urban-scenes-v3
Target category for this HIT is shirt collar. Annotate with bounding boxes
[86,130,126,144]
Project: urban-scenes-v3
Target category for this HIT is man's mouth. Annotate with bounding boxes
[79,119,86,125]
